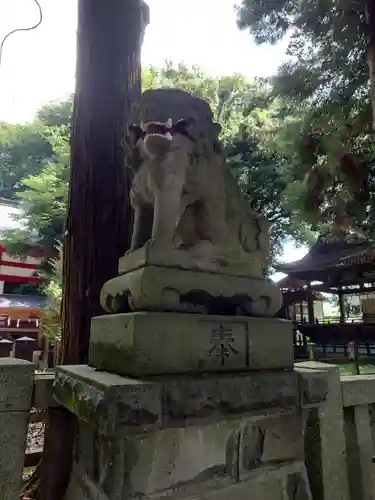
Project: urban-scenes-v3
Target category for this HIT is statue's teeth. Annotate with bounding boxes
[165,132,172,140]
[166,118,172,128]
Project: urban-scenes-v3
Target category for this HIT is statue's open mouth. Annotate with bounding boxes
[129,118,196,143]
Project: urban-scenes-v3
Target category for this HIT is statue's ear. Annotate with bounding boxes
[128,124,144,144]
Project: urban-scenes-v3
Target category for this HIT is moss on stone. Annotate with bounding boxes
[89,341,139,376]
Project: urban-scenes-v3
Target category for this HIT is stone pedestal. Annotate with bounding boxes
[100,249,282,317]
[55,365,327,500]
[54,246,327,499]
[89,312,294,376]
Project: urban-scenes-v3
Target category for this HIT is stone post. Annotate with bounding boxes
[0,338,13,357]
[0,358,34,500]
[296,361,350,500]
[14,336,38,362]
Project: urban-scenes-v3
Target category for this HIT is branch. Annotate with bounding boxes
[0,0,43,74]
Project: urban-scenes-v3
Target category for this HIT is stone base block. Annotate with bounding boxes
[64,412,311,500]
[100,264,282,317]
[53,365,327,434]
[89,312,294,376]
[55,365,326,500]
[118,245,263,278]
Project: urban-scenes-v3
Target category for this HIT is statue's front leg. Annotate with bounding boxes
[130,204,153,252]
[151,169,186,249]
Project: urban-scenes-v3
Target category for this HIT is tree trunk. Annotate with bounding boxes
[366,0,375,129]
[22,1,149,499]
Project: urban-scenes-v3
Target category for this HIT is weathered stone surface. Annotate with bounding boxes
[342,374,375,407]
[241,423,264,470]
[74,419,240,498]
[295,366,328,407]
[125,88,271,279]
[239,412,305,478]
[65,459,311,500]
[118,245,261,277]
[66,463,285,500]
[261,413,305,463]
[296,362,350,500]
[89,312,293,376]
[100,265,282,317]
[161,371,298,421]
[0,359,34,500]
[285,471,312,500]
[0,358,35,411]
[184,476,284,500]
[59,368,311,500]
[54,366,300,429]
[53,365,163,434]
[0,412,30,500]
[33,372,57,409]
[67,416,312,500]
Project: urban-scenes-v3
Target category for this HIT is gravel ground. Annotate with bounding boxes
[26,422,45,454]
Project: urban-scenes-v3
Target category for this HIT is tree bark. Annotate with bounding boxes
[22,1,149,499]
[366,0,375,129]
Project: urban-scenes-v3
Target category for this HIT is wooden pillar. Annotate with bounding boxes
[26,3,151,500]
[307,283,315,323]
[61,0,149,364]
[366,0,375,128]
[299,302,304,322]
[338,289,345,323]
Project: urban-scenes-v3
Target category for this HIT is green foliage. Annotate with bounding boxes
[36,96,73,128]
[41,241,62,342]
[0,122,54,199]
[1,99,72,256]
[2,136,69,256]
[142,64,271,145]
[11,282,44,295]
[236,0,375,236]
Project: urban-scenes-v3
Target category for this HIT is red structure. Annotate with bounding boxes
[0,199,45,343]
[0,243,42,293]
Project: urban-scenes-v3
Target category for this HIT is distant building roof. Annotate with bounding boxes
[275,236,375,274]
[0,294,47,309]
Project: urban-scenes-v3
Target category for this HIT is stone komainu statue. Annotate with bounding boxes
[100,88,282,317]
[125,88,269,279]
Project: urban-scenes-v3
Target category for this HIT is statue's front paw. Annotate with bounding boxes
[144,237,176,254]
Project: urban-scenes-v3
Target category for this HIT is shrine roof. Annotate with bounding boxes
[275,236,375,275]
[0,294,47,309]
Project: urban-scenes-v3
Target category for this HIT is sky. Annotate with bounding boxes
[0,0,305,267]
[0,0,290,123]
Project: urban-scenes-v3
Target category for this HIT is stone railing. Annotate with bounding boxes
[298,361,375,500]
[0,359,53,500]
[3,358,375,500]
